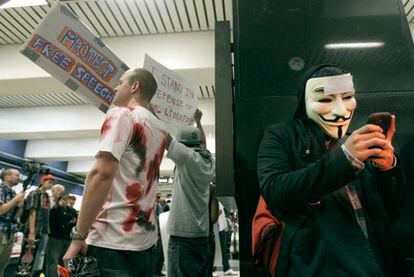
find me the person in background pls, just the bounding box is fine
[63,68,168,277]
[66,195,76,209]
[166,109,215,277]
[18,174,55,277]
[208,184,219,277]
[159,198,170,212]
[0,169,24,277]
[50,184,65,208]
[217,202,236,275]
[154,192,166,277]
[46,191,77,277]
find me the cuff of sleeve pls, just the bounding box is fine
[371,155,397,170]
[341,144,365,171]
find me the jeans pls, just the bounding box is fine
[0,233,14,277]
[32,234,48,273]
[154,236,165,274]
[168,235,211,277]
[87,244,156,277]
[208,233,216,277]
[219,231,230,272]
[46,237,70,277]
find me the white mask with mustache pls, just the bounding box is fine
[305,74,357,139]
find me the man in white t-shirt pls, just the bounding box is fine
[64,69,168,277]
[166,110,215,277]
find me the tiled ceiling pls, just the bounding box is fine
[0,85,214,108]
[0,91,89,108]
[404,0,414,22]
[0,0,233,45]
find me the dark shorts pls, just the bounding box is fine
[168,235,211,277]
[87,244,156,277]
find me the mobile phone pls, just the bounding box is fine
[367,112,392,135]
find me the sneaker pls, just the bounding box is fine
[212,272,219,277]
[224,269,237,275]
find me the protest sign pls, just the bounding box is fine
[144,55,198,135]
[20,1,129,113]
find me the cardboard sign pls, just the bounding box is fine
[144,55,198,135]
[19,2,129,113]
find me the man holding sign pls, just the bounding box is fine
[165,110,215,277]
[63,69,168,277]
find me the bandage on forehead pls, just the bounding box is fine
[323,73,354,95]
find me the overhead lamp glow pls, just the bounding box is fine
[325,42,384,49]
[0,0,47,9]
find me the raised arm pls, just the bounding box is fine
[194,109,206,147]
[0,191,24,215]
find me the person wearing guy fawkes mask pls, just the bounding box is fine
[257,64,412,276]
[166,109,215,277]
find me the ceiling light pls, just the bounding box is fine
[0,0,47,9]
[325,42,384,49]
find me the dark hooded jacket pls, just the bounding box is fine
[257,65,411,276]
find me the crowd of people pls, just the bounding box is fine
[0,170,78,277]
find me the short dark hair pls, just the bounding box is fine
[127,69,158,102]
[0,168,17,181]
[58,191,70,201]
[67,195,76,201]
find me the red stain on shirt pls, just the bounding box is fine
[130,123,147,175]
[100,116,114,138]
[122,183,144,232]
[146,154,161,194]
[125,183,143,202]
[146,140,167,194]
[123,203,141,232]
[131,123,147,146]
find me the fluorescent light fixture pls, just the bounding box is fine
[325,42,384,49]
[0,0,47,9]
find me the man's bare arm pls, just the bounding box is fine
[0,191,24,215]
[63,152,118,262]
[76,152,118,235]
[28,209,36,243]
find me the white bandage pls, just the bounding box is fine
[324,73,354,95]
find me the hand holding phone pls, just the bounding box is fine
[366,112,396,170]
[343,113,395,170]
[367,112,392,135]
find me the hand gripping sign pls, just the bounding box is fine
[20,1,129,113]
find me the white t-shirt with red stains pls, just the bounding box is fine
[86,106,168,251]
